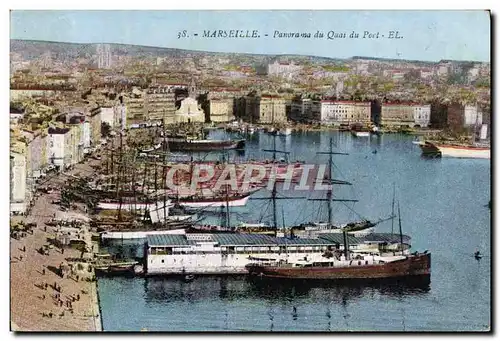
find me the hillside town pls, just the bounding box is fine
[10,41,490,218]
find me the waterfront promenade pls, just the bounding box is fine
[10,160,102,332]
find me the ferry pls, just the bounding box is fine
[143,232,412,275]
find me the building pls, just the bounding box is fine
[123,89,146,124]
[99,106,117,128]
[290,98,321,123]
[436,62,451,77]
[123,85,188,126]
[88,108,102,147]
[412,105,431,128]
[145,86,178,125]
[420,69,434,80]
[244,95,287,124]
[258,95,287,124]
[10,107,25,125]
[174,82,205,124]
[447,103,482,132]
[67,120,85,165]
[267,61,302,79]
[21,129,45,179]
[10,149,27,215]
[320,101,371,126]
[96,44,112,69]
[209,99,235,123]
[380,103,419,128]
[207,88,242,123]
[48,126,71,170]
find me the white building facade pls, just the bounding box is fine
[464,105,483,126]
[320,101,371,126]
[413,105,431,128]
[10,152,27,214]
[48,127,71,170]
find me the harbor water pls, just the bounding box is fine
[97,131,491,331]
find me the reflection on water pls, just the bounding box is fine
[143,275,430,304]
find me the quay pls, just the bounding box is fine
[10,159,103,332]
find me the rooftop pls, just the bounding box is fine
[146,232,409,247]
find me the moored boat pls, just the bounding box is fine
[164,135,245,152]
[175,190,257,208]
[350,123,371,137]
[417,140,490,159]
[351,130,371,137]
[245,252,431,281]
[430,142,490,159]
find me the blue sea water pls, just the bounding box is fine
[97,131,491,331]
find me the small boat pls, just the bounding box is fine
[474,251,483,260]
[350,123,370,137]
[351,130,370,137]
[370,126,381,136]
[184,274,195,282]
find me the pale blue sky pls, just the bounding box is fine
[10,10,490,62]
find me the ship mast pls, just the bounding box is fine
[313,138,357,260]
[116,131,124,221]
[391,183,396,234]
[131,151,137,215]
[257,134,302,236]
[397,201,404,256]
[162,122,169,228]
[141,157,149,221]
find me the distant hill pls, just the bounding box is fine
[10,39,487,65]
[6,39,379,64]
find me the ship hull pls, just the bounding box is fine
[177,195,250,208]
[418,141,490,159]
[434,145,490,159]
[97,201,170,211]
[167,139,245,152]
[246,253,431,280]
[417,142,441,156]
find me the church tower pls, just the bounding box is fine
[189,78,197,99]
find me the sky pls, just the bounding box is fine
[10,10,490,62]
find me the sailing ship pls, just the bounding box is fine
[290,138,390,237]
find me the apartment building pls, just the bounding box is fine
[290,98,321,123]
[209,99,235,122]
[380,102,420,128]
[320,101,371,126]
